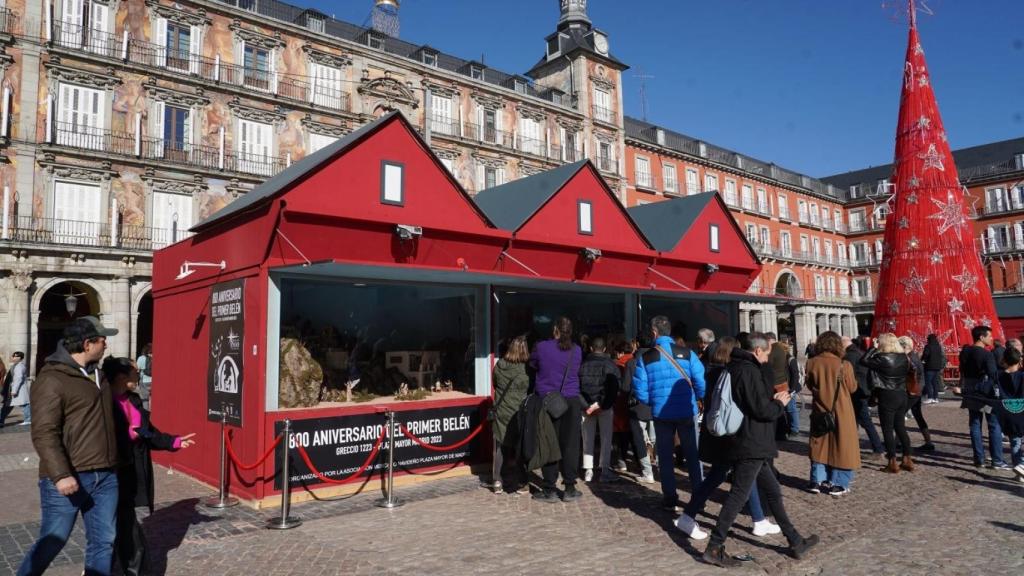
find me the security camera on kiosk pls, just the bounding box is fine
[395,224,422,241]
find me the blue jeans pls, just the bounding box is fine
[968,409,1005,466]
[854,395,884,453]
[654,418,703,505]
[684,461,765,522]
[924,370,941,400]
[18,470,119,576]
[810,461,855,489]
[1011,436,1023,467]
[786,396,800,434]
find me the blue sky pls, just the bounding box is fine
[306,0,1024,177]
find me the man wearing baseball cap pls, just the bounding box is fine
[18,316,121,576]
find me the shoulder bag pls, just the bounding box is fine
[655,345,702,413]
[810,368,844,438]
[906,355,922,397]
[542,348,575,419]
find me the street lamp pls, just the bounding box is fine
[63,287,87,317]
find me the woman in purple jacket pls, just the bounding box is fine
[528,316,583,502]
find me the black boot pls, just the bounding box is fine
[703,543,742,568]
[788,534,820,559]
[917,428,935,452]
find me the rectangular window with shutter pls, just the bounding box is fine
[724,180,737,205]
[57,83,105,150]
[59,0,85,47]
[88,1,110,55]
[310,62,343,109]
[431,94,454,135]
[236,119,273,176]
[151,191,193,248]
[634,157,651,188]
[705,174,719,194]
[243,44,271,91]
[308,132,338,153]
[593,89,612,122]
[663,163,677,194]
[166,22,191,72]
[52,180,102,245]
[517,116,542,155]
[686,169,699,195]
[741,185,752,209]
[777,194,789,219]
[159,104,191,161]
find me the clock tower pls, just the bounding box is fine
[527,1,629,203]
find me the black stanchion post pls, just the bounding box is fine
[376,411,402,509]
[204,411,238,509]
[267,419,302,529]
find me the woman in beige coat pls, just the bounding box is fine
[805,331,861,496]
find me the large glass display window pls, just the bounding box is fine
[276,278,478,409]
[495,289,629,352]
[639,296,736,345]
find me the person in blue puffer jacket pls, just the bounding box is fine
[634,315,705,510]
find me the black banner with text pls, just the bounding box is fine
[207,279,244,425]
[273,404,482,489]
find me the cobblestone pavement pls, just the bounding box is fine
[0,397,1021,575]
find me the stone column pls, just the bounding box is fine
[739,308,751,334]
[816,313,828,335]
[110,276,131,358]
[2,271,33,361]
[794,308,815,362]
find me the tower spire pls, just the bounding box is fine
[558,0,591,30]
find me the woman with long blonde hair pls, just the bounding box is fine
[860,333,914,473]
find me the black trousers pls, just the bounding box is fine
[710,458,801,547]
[614,416,648,468]
[908,394,928,432]
[876,388,913,459]
[115,500,147,576]
[541,398,582,490]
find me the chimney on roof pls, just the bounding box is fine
[1015,153,1024,170]
[372,0,400,37]
[655,128,665,146]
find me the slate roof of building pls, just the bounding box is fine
[192,111,400,232]
[472,161,589,231]
[821,136,1024,189]
[626,193,717,253]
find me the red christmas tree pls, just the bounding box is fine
[871,3,1003,355]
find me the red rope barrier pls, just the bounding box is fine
[224,429,283,471]
[294,426,387,485]
[398,421,486,452]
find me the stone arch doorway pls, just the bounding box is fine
[136,291,153,358]
[775,271,802,298]
[35,280,101,372]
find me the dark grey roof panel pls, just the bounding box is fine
[995,294,1024,319]
[626,194,715,252]
[192,111,400,232]
[821,136,1024,188]
[472,161,588,231]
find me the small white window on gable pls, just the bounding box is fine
[710,224,720,252]
[381,161,404,205]
[578,200,593,235]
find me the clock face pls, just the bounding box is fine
[594,35,608,55]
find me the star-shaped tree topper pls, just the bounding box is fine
[926,194,968,240]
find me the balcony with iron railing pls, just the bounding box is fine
[663,178,678,194]
[48,120,288,178]
[4,215,192,251]
[982,239,1024,256]
[747,285,868,305]
[750,242,853,269]
[597,156,615,173]
[52,21,350,112]
[757,200,770,216]
[849,254,880,268]
[428,114,459,137]
[462,121,513,148]
[592,104,614,124]
[553,145,584,163]
[635,170,653,190]
[847,219,886,234]
[514,134,549,158]
[778,208,791,222]
[0,8,19,36]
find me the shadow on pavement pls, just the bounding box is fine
[989,521,1024,534]
[143,498,220,576]
[945,475,1022,497]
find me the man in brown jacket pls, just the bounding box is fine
[18,316,120,576]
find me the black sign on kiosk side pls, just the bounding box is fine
[273,405,481,490]
[207,278,245,425]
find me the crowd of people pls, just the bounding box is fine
[490,316,1024,568]
[16,318,189,576]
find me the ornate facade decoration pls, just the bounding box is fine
[145,0,211,26]
[516,103,547,122]
[471,152,506,169]
[555,116,583,132]
[229,20,285,49]
[422,80,459,99]
[300,115,349,137]
[431,147,460,161]
[143,81,210,108]
[302,45,351,68]
[357,76,419,108]
[0,271,34,292]
[228,98,286,124]
[590,74,615,92]
[520,163,544,177]
[40,155,116,181]
[142,170,208,195]
[594,129,615,143]
[45,60,122,89]
[469,90,504,111]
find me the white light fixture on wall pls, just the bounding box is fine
[176,260,226,280]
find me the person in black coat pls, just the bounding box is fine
[702,335,818,567]
[860,334,913,473]
[920,334,946,403]
[578,337,621,482]
[844,338,884,457]
[104,357,195,575]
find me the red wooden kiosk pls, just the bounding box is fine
[150,112,760,505]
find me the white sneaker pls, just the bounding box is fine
[752,519,781,537]
[583,469,594,482]
[1013,463,1024,478]
[675,514,708,540]
[639,473,656,484]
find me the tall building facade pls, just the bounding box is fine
[0,0,628,373]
